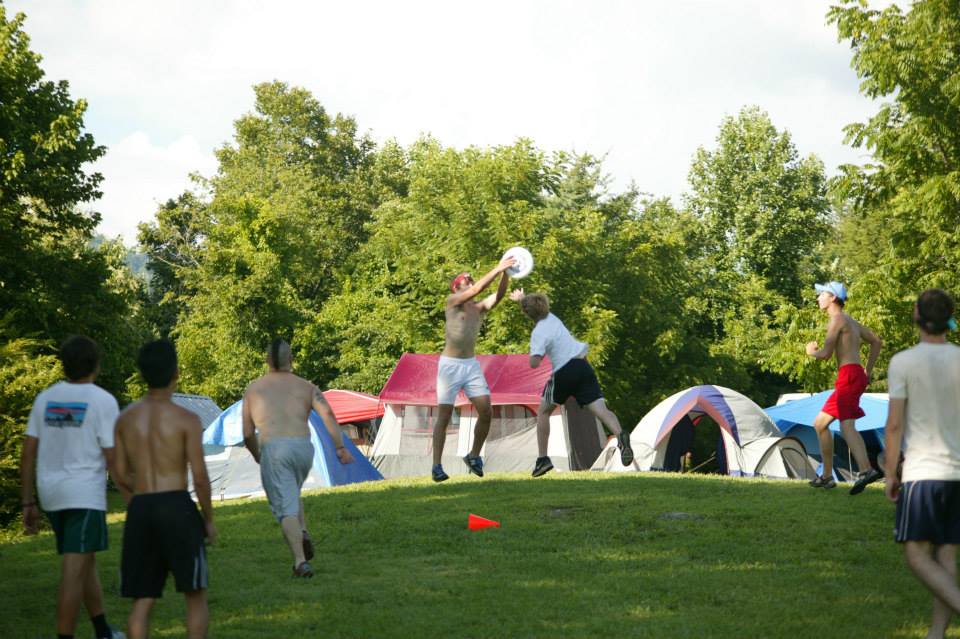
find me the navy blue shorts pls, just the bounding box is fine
[543,358,602,408]
[894,481,960,544]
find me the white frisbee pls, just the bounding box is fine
[503,246,534,279]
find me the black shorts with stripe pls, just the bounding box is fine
[895,480,960,544]
[543,357,603,408]
[121,490,208,598]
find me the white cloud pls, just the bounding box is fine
[8,0,895,243]
[85,133,217,242]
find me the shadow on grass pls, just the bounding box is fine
[0,473,931,639]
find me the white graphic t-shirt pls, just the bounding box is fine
[25,381,119,511]
[530,313,589,372]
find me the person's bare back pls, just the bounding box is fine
[115,398,203,495]
[243,372,314,444]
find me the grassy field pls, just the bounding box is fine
[0,471,947,639]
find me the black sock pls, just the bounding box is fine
[58,635,74,639]
[91,613,110,638]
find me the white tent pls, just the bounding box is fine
[371,353,606,478]
[592,385,816,480]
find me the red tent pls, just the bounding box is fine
[323,389,384,424]
[377,353,551,410]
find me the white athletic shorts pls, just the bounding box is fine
[436,356,490,405]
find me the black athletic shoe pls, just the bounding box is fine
[849,468,883,495]
[432,464,449,482]
[464,454,484,477]
[302,531,314,561]
[293,561,314,578]
[618,434,634,466]
[809,474,837,489]
[532,456,554,477]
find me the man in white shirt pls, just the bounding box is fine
[20,335,126,639]
[511,289,633,477]
[885,289,960,637]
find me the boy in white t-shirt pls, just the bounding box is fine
[885,289,960,636]
[20,335,126,639]
[511,289,633,477]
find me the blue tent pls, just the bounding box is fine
[763,392,888,479]
[202,400,382,497]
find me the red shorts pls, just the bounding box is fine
[821,364,867,421]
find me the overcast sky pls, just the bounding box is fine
[8,0,887,244]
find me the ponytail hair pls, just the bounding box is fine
[268,338,291,369]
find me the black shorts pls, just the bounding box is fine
[895,480,960,544]
[121,491,209,598]
[543,358,603,408]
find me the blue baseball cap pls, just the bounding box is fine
[815,281,848,301]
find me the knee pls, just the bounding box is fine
[476,407,492,422]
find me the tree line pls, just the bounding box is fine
[2,0,958,525]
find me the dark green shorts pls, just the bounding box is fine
[47,509,108,554]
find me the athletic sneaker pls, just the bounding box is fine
[302,531,314,561]
[532,456,554,477]
[618,434,634,466]
[432,464,449,482]
[463,454,484,477]
[849,468,883,495]
[293,561,314,578]
[101,626,126,639]
[809,475,837,489]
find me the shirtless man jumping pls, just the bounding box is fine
[431,255,515,482]
[242,339,353,577]
[805,281,883,494]
[114,339,216,639]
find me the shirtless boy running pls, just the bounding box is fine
[805,281,883,493]
[242,339,354,577]
[114,339,216,639]
[431,255,515,482]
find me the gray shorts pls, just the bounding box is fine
[260,437,315,522]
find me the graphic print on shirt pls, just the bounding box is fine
[44,402,88,428]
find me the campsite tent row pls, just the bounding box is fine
[197,391,384,501]
[591,385,817,480]
[185,356,891,494]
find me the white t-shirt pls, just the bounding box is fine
[887,342,960,482]
[530,313,589,372]
[25,381,119,511]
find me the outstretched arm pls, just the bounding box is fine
[448,256,515,308]
[883,398,905,502]
[19,436,39,534]
[479,272,511,312]
[860,324,883,380]
[241,395,260,463]
[107,432,132,503]
[313,387,354,464]
[186,415,217,543]
[806,314,843,360]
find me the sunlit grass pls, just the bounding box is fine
[0,471,952,638]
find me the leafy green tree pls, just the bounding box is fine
[166,82,388,405]
[684,107,835,397]
[828,0,960,362]
[318,138,726,422]
[0,7,150,526]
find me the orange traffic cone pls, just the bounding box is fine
[468,513,501,531]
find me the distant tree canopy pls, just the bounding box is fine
[0,6,148,526]
[5,0,960,525]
